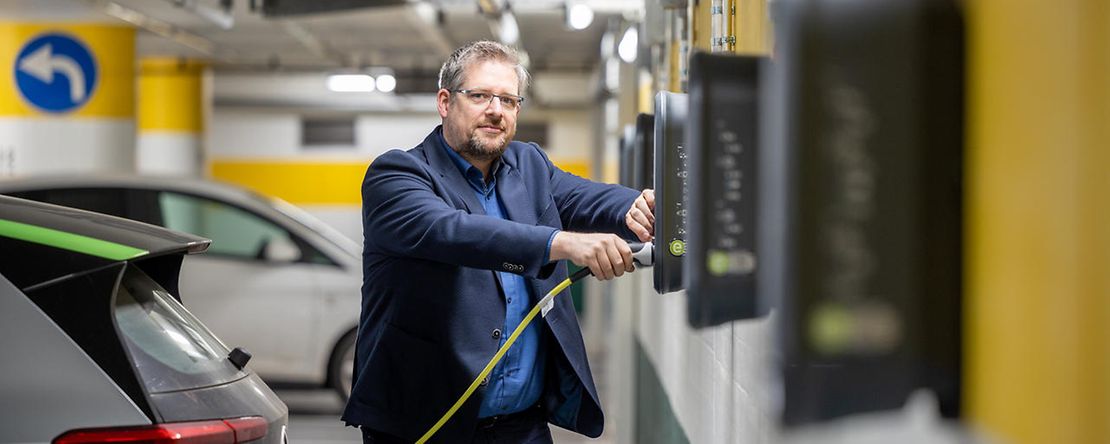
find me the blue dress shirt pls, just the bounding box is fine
[438,131,553,418]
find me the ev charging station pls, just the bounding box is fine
[651,91,688,295]
[760,0,965,428]
[632,113,655,193]
[646,55,767,328]
[684,53,765,328]
[627,0,965,431]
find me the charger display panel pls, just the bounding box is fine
[685,53,765,327]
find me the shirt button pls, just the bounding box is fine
[480,376,489,386]
[492,329,502,339]
[507,298,512,303]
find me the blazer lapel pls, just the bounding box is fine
[420,128,486,215]
[497,164,537,226]
[500,162,557,306]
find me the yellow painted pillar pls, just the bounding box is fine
[689,0,713,52]
[733,0,770,55]
[967,0,1110,442]
[137,58,205,176]
[0,21,134,176]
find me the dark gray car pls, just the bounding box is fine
[0,195,288,443]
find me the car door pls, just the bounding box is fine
[154,191,322,381]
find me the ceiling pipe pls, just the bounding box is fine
[475,0,531,69]
[404,2,455,58]
[168,0,235,30]
[86,0,224,57]
[280,21,350,66]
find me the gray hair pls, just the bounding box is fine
[437,40,530,95]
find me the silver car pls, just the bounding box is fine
[0,195,288,443]
[0,175,363,400]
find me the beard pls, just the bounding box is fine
[459,125,512,161]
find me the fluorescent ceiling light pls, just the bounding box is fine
[618,26,638,63]
[498,11,520,46]
[568,3,594,30]
[376,74,397,93]
[327,74,376,92]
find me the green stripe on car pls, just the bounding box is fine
[0,218,148,261]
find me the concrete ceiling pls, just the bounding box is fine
[0,0,641,106]
[100,0,642,74]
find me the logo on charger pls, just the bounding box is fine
[668,239,685,257]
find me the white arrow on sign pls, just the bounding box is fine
[18,43,87,103]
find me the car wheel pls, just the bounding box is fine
[329,329,357,402]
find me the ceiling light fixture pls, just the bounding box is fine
[498,11,521,46]
[376,74,397,93]
[327,74,376,92]
[618,26,638,63]
[567,2,594,30]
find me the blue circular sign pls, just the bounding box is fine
[14,33,98,113]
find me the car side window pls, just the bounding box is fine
[159,191,299,262]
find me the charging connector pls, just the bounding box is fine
[629,241,654,267]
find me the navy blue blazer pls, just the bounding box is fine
[342,128,640,441]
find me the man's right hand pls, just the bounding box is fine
[549,232,634,280]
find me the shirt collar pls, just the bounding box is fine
[437,127,501,194]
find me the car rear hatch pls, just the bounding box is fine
[0,196,288,443]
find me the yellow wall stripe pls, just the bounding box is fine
[139,58,204,132]
[210,159,596,206]
[0,23,133,118]
[555,160,590,180]
[967,1,1110,443]
[210,160,367,206]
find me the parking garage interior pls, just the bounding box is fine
[1,0,1108,443]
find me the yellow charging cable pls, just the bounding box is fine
[415,267,589,444]
[416,242,651,443]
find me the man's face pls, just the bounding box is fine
[437,60,520,162]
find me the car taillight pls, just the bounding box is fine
[53,417,268,444]
[223,417,268,443]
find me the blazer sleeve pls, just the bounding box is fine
[534,144,641,239]
[362,150,558,278]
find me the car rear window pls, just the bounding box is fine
[114,266,246,393]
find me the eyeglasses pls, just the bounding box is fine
[452,89,525,110]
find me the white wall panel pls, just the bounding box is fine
[0,118,134,177]
[207,112,301,158]
[625,268,776,444]
[354,113,443,158]
[137,132,200,176]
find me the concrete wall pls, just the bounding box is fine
[205,106,597,243]
[208,109,442,160]
[604,271,776,444]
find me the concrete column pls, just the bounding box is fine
[0,20,135,176]
[137,58,205,176]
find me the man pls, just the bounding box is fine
[342,41,654,443]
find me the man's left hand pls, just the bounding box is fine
[625,189,655,242]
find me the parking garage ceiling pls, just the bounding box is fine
[90,0,641,75]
